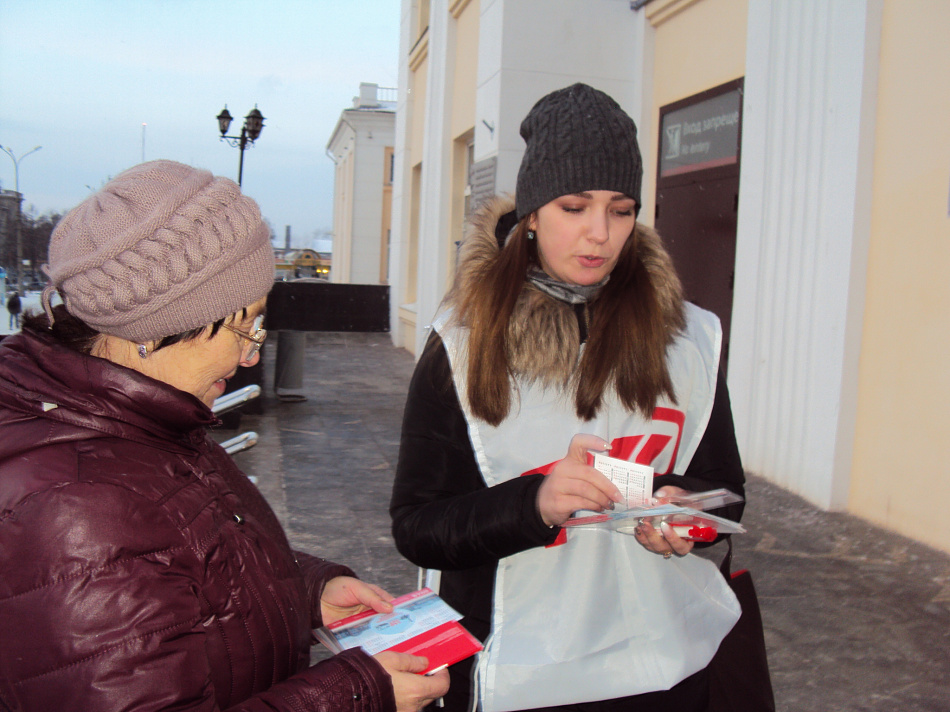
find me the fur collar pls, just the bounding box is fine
[446,195,685,389]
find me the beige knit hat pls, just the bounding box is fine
[42,160,275,342]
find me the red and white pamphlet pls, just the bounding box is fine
[314,587,482,674]
[563,454,746,539]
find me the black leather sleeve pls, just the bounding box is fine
[390,332,560,572]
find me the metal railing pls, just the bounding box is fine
[212,384,261,458]
[212,384,261,416]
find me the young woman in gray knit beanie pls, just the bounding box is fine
[0,160,448,712]
[391,84,746,712]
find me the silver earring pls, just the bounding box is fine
[527,230,536,240]
[137,344,149,359]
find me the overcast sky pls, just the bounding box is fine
[0,0,400,247]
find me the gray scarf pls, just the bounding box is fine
[526,266,608,305]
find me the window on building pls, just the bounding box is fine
[463,140,474,224]
[385,148,395,186]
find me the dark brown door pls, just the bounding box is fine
[654,79,743,369]
[655,177,738,366]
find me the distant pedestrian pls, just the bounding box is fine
[6,291,21,329]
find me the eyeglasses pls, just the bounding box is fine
[221,314,267,362]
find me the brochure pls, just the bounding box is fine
[588,452,654,509]
[564,454,746,539]
[314,588,482,674]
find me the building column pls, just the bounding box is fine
[414,0,457,355]
[730,0,884,508]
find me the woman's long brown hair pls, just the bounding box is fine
[454,216,682,426]
[455,219,532,425]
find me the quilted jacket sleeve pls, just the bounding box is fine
[0,478,394,712]
[296,550,358,629]
[390,333,560,572]
[228,650,395,712]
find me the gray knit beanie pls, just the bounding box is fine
[42,160,275,342]
[515,83,643,220]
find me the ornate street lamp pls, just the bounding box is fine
[0,144,42,292]
[216,105,265,187]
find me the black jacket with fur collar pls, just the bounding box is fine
[389,197,744,709]
[447,196,687,392]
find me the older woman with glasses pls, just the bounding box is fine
[0,161,448,712]
[223,313,267,362]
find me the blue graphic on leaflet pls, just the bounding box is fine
[373,612,414,636]
[318,588,464,656]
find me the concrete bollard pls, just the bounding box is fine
[274,330,307,402]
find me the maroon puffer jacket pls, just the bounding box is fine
[0,329,395,712]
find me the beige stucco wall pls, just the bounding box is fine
[450,0,477,140]
[399,25,430,348]
[410,55,429,168]
[645,0,748,224]
[849,1,950,552]
[448,0,478,282]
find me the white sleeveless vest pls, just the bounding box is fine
[432,302,740,712]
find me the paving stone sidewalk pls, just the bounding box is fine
[224,331,950,712]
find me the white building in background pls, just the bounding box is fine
[387,0,950,554]
[326,83,397,285]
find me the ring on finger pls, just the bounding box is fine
[663,551,673,559]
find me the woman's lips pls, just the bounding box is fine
[579,256,607,267]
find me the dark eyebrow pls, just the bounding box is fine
[567,191,635,202]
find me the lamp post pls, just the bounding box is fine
[216,105,265,187]
[0,144,42,292]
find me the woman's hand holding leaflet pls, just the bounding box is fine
[320,576,394,625]
[633,485,695,558]
[537,434,624,527]
[322,580,451,710]
[374,651,450,712]
[537,439,696,558]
